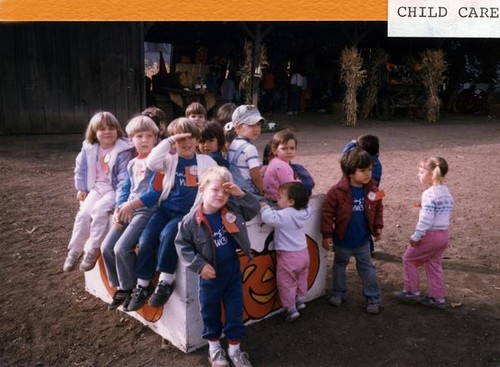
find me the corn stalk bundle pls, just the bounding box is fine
[260,44,268,71]
[420,49,447,123]
[360,49,389,119]
[340,47,366,127]
[238,40,253,104]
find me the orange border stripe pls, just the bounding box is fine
[0,0,387,21]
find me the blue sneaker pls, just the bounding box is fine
[419,295,446,310]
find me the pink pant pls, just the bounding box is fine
[402,230,449,299]
[276,248,310,308]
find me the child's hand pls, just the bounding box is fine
[117,202,134,224]
[172,132,192,141]
[76,190,88,201]
[409,239,420,247]
[222,182,244,197]
[200,263,216,280]
[259,201,268,208]
[322,238,333,251]
[112,209,124,229]
[373,233,382,242]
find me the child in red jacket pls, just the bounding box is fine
[321,147,384,314]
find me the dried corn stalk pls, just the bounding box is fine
[340,47,366,127]
[360,49,388,119]
[238,40,268,104]
[238,40,253,104]
[421,49,447,123]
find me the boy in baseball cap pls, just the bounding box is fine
[226,105,264,196]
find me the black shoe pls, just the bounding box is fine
[108,289,132,310]
[122,292,132,311]
[126,284,154,311]
[148,281,174,307]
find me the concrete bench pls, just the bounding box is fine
[84,195,327,352]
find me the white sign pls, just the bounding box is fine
[388,0,500,38]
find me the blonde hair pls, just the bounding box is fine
[199,166,233,191]
[125,115,159,138]
[420,156,449,185]
[167,117,201,140]
[85,111,124,144]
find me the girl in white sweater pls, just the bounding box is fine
[394,157,454,309]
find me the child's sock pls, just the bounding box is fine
[228,341,240,356]
[208,339,222,354]
[159,272,174,285]
[137,278,150,288]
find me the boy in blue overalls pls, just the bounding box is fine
[175,166,259,367]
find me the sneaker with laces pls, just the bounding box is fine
[63,250,81,272]
[79,249,100,271]
[366,303,380,315]
[394,290,421,300]
[208,347,230,367]
[126,284,154,311]
[122,291,132,311]
[328,295,342,307]
[229,350,253,367]
[108,289,132,310]
[419,295,446,310]
[148,281,174,307]
[284,310,300,323]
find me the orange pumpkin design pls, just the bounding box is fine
[239,232,320,322]
[97,257,163,322]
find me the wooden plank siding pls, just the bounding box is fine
[0,22,145,134]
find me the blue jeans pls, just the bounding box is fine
[332,241,381,304]
[101,208,154,290]
[199,258,246,341]
[136,207,184,281]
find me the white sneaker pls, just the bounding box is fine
[79,249,100,271]
[366,303,380,315]
[229,350,253,367]
[328,295,342,307]
[209,347,229,367]
[63,250,81,272]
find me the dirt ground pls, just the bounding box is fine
[1,112,500,367]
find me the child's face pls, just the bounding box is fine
[275,139,297,163]
[188,114,206,125]
[417,165,433,187]
[201,179,230,214]
[277,188,294,209]
[175,135,198,159]
[96,125,118,149]
[159,122,167,136]
[131,130,157,156]
[198,137,219,155]
[235,122,261,141]
[349,167,372,187]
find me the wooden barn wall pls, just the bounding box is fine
[0,22,145,134]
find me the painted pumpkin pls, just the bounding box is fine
[239,232,320,322]
[98,257,163,322]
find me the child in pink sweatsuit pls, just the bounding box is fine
[260,182,311,323]
[394,156,454,309]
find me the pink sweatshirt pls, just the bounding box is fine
[262,157,297,201]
